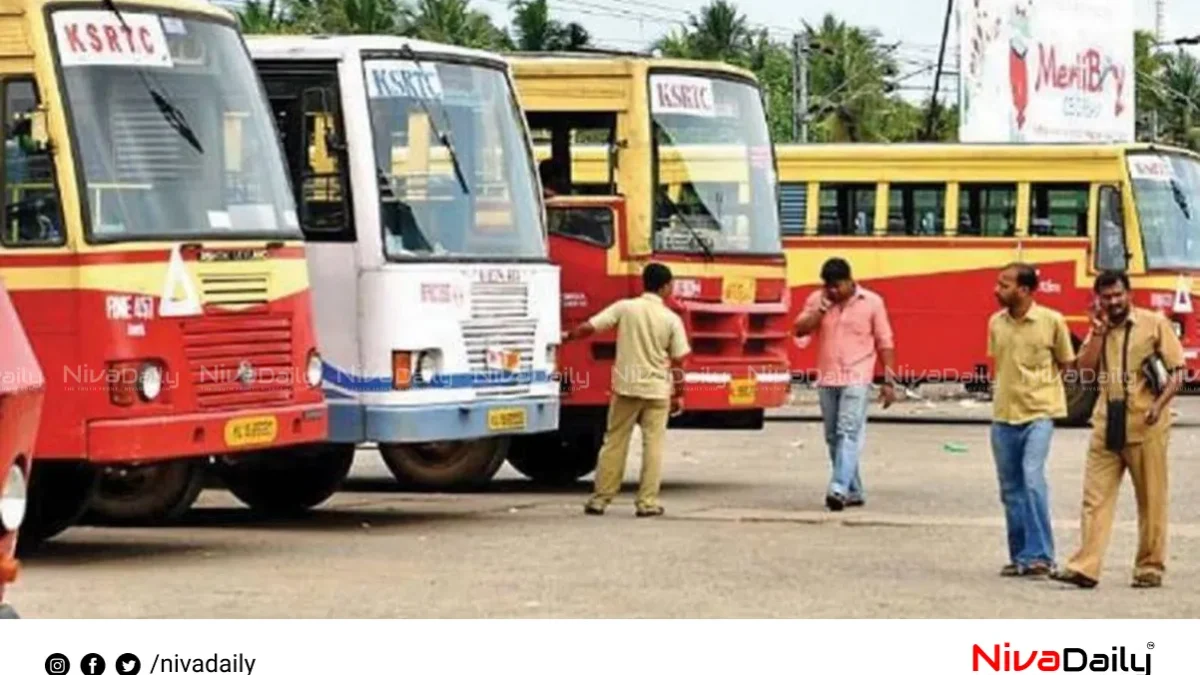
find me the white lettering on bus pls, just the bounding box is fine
[650,75,715,118]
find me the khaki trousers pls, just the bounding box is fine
[1066,431,1169,581]
[588,394,670,510]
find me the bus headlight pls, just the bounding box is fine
[306,351,323,388]
[0,464,27,532]
[416,350,440,384]
[546,345,557,371]
[138,362,164,402]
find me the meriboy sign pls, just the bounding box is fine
[958,0,1134,143]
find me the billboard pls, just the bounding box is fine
[958,0,1134,143]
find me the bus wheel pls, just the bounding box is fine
[1062,377,1098,428]
[506,429,601,486]
[85,460,206,525]
[379,438,508,490]
[18,461,98,552]
[216,444,355,515]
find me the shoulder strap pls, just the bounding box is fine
[1100,323,1133,401]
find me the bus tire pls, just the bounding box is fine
[18,461,98,551]
[378,438,508,490]
[217,444,355,515]
[85,460,206,525]
[506,429,602,486]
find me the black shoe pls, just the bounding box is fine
[584,503,605,516]
[825,494,846,511]
[1132,574,1162,589]
[1050,569,1098,589]
[845,496,865,508]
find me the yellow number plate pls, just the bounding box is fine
[722,276,756,305]
[224,415,279,448]
[487,408,527,431]
[729,379,757,406]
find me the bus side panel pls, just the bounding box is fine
[308,241,364,443]
[785,239,1094,383]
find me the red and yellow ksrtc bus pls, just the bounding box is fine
[506,53,792,482]
[0,0,337,543]
[0,279,43,618]
[777,142,1200,424]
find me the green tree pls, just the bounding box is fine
[236,0,290,33]
[654,0,752,62]
[508,0,590,51]
[400,0,509,50]
[802,14,898,142]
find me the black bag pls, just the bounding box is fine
[1101,324,1133,453]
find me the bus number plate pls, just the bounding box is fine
[722,277,756,305]
[728,379,756,406]
[487,408,527,431]
[224,415,279,448]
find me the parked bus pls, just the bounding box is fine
[776,142,1200,425]
[0,280,43,618]
[0,0,335,542]
[505,53,792,483]
[247,36,561,489]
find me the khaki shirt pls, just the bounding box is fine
[587,293,691,400]
[988,303,1076,424]
[1089,307,1185,445]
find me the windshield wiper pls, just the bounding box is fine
[659,194,715,261]
[398,45,469,196]
[1171,179,1193,220]
[99,0,203,154]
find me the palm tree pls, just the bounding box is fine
[508,0,591,51]
[1160,50,1200,149]
[237,0,287,33]
[654,0,751,62]
[803,14,897,141]
[400,0,509,50]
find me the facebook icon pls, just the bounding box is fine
[81,654,106,675]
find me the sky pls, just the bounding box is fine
[478,0,1200,101]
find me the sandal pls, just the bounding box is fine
[1131,574,1162,589]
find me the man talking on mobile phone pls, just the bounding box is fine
[1052,271,1185,589]
[562,262,690,517]
[793,257,896,511]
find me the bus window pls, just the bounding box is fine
[1096,185,1127,271]
[958,183,1016,237]
[1030,183,1088,237]
[548,205,614,247]
[779,182,807,235]
[527,112,617,197]
[887,184,945,236]
[2,79,62,247]
[260,64,353,242]
[818,183,875,236]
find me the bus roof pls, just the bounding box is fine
[774,142,1200,162]
[506,51,760,85]
[244,34,510,67]
[0,0,233,21]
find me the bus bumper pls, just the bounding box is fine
[86,402,328,463]
[329,396,560,444]
[681,369,792,411]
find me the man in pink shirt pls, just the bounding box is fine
[793,258,897,511]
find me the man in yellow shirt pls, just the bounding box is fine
[562,263,690,517]
[1053,271,1185,589]
[987,263,1076,578]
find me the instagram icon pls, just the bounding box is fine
[45,653,71,675]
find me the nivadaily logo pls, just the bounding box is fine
[973,643,1151,673]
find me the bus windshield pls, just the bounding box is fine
[52,11,299,241]
[364,58,544,260]
[650,72,781,255]
[1128,152,1200,270]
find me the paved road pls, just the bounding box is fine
[11,393,1200,618]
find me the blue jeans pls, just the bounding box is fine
[818,385,870,499]
[990,419,1055,567]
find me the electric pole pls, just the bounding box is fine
[924,0,954,140]
[792,32,809,143]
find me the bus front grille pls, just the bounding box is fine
[470,282,529,321]
[182,315,295,409]
[463,319,537,398]
[199,273,271,311]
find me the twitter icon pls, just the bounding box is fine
[116,654,141,675]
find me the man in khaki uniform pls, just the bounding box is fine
[1053,271,1185,589]
[561,263,690,517]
